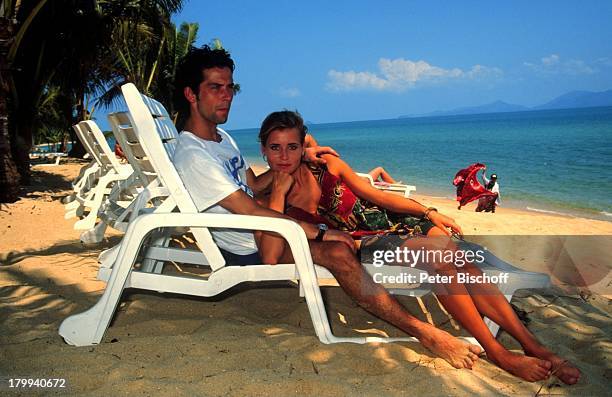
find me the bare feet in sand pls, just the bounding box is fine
[419,326,483,369]
[488,349,552,382]
[525,346,581,385]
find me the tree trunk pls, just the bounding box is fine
[68,93,86,157]
[12,115,32,184]
[0,17,21,202]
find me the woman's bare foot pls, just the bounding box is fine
[419,326,483,369]
[525,346,581,385]
[488,349,552,382]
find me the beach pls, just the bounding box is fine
[1,161,611,396]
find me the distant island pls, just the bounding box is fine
[399,89,612,118]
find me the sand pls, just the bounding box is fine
[0,161,610,396]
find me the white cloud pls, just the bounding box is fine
[594,57,612,67]
[541,54,560,66]
[327,70,390,91]
[464,64,504,80]
[524,54,595,75]
[564,59,595,75]
[326,58,502,92]
[278,87,301,98]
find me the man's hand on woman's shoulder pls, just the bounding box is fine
[303,146,339,165]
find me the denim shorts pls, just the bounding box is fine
[219,248,262,266]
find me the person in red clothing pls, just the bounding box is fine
[454,163,497,210]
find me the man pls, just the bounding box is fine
[482,168,501,205]
[478,167,500,213]
[170,46,576,383]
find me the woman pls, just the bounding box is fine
[255,110,579,385]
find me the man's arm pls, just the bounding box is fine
[222,188,287,263]
[246,167,273,196]
[218,189,355,263]
[219,189,310,229]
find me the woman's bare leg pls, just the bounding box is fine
[398,234,553,381]
[425,227,580,384]
[369,167,397,184]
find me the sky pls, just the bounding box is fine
[171,1,612,130]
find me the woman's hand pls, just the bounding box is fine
[271,171,294,197]
[429,211,463,237]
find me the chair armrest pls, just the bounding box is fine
[125,212,311,257]
[122,212,316,283]
[355,172,375,186]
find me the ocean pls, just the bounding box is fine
[230,106,612,221]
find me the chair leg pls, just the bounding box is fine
[74,174,122,230]
[74,207,100,230]
[58,274,126,346]
[99,245,120,268]
[97,245,121,282]
[80,221,109,244]
[59,240,138,346]
[65,200,80,210]
[64,207,80,219]
[66,189,94,220]
[484,317,501,337]
[62,194,76,205]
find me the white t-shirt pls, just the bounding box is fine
[172,129,257,255]
[482,173,501,205]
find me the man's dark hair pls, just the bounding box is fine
[173,45,236,123]
[259,110,308,146]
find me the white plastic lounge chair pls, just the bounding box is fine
[64,121,109,215]
[62,160,100,205]
[91,109,184,275]
[59,83,550,347]
[65,121,134,233]
[357,172,416,198]
[30,151,68,166]
[79,112,161,244]
[62,133,101,206]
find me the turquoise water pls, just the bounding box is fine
[230,106,612,221]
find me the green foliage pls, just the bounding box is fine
[33,86,68,146]
[3,0,198,151]
[94,4,199,116]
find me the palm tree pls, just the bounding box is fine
[0,2,21,201]
[95,18,198,116]
[2,0,109,188]
[33,85,70,151]
[72,1,191,155]
[0,0,187,202]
